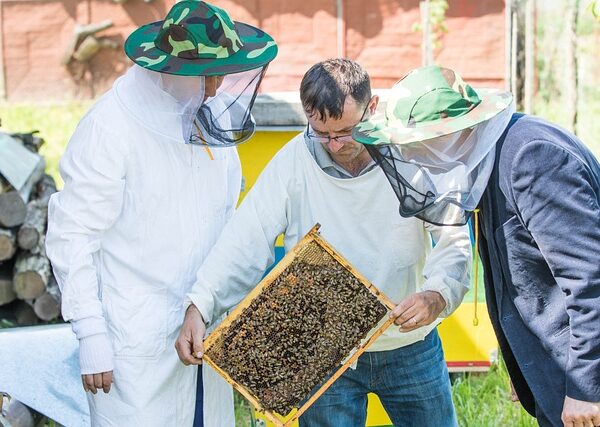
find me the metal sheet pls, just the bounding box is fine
[0,324,90,426]
[0,132,43,191]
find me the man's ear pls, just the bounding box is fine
[369,95,380,114]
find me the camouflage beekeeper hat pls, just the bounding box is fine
[124,0,278,76]
[352,65,513,145]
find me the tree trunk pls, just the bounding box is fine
[0,227,17,261]
[33,276,61,321]
[17,200,48,251]
[0,191,27,227]
[0,269,15,305]
[565,0,580,134]
[13,253,50,300]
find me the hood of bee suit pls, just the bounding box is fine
[113,64,205,144]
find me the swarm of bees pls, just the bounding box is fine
[205,240,388,416]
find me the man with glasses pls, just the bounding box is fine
[176,59,470,426]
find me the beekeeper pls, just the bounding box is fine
[45,1,277,426]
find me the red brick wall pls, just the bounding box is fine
[0,0,506,101]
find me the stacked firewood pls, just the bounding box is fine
[0,131,61,326]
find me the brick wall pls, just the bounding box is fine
[0,0,507,100]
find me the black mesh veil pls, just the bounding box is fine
[366,144,471,226]
[191,66,267,147]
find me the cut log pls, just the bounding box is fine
[0,269,15,305]
[33,174,57,206]
[13,300,39,326]
[14,253,50,300]
[0,191,27,227]
[17,201,48,251]
[9,130,45,153]
[33,276,61,321]
[1,398,35,427]
[62,20,114,65]
[0,227,17,261]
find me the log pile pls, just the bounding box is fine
[0,132,61,325]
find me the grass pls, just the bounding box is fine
[0,101,92,188]
[452,361,537,427]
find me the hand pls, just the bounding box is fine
[175,304,206,366]
[81,371,113,394]
[390,291,446,332]
[561,396,600,427]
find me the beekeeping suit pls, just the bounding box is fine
[45,64,240,426]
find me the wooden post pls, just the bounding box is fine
[511,6,519,107]
[0,0,6,100]
[505,0,512,91]
[420,1,433,66]
[524,0,535,114]
[565,0,580,134]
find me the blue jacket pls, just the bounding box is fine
[477,113,600,425]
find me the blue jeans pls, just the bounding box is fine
[299,329,457,427]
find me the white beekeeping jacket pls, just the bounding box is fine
[45,65,239,426]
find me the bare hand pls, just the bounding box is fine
[390,291,446,332]
[175,304,206,366]
[81,371,113,394]
[561,396,600,427]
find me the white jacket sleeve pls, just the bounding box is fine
[421,222,472,318]
[46,114,129,369]
[187,153,289,325]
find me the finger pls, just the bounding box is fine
[85,375,97,394]
[592,413,600,426]
[102,371,113,393]
[390,298,416,322]
[81,375,89,392]
[191,329,205,363]
[399,317,421,332]
[93,373,103,393]
[395,306,419,327]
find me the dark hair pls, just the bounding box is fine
[300,59,371,122]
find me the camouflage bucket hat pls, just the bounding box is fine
[124,0,278,76]
[352,65,513,145]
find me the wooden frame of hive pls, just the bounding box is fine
[202,224,396,427]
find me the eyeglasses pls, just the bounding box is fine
[305,100,372,145]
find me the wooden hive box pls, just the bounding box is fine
[203,224,396,426]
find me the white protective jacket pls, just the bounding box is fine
[46,66,239,426]
[188,134,472,352]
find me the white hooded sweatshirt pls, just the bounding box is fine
[46,65,239,426]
